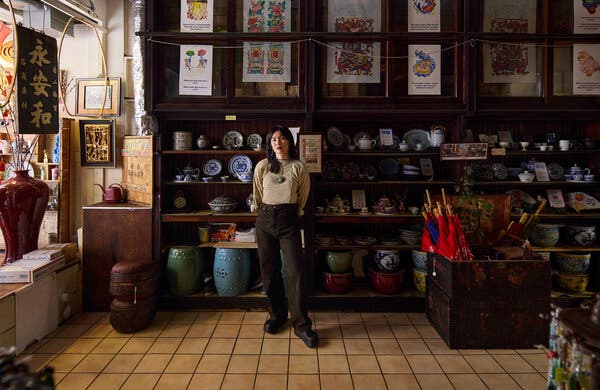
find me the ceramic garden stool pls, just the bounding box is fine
[109,260,158,333]
[167,246,204,296]
[213,248,250,296]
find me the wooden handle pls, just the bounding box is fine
[426,189,432,207]
[534,200,547,215]
[441,188,447,207]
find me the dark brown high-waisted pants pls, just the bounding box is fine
[256,203,311,332]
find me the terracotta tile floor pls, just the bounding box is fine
[19,311,548,389]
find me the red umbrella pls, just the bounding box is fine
[433,202,455,259]
[448,205,473,261]
[421,211,436,253]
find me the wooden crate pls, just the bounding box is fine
[426,253,551,349]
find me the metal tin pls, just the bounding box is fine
[173,131,192,150]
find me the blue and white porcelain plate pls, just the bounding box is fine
[222,131,244,149]
[247,133,262,149]
[228,154,253,176]
[203,159,222,176]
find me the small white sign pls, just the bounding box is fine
[408,44,441,95]
[534,162,550,182]
[574,0,600,34]
[573,44,600,95]
[180,0,214,32]
[379,128,393,147]
[352,189,367,209]
[547,189,566,209]
[179,45,213,96]
[407,0,440,32]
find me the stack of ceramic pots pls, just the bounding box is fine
[323,251,353,294]
[411,250,427,293]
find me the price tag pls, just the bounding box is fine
[352,190,366,209]
[491,148,506,156]
[225,115,237,121]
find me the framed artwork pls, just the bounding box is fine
[79,119,116,167]
[298,133,322,173]
[547,189,566,209]
[76,77,121,116]
[440,143,488,160]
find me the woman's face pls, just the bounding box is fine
[270,130,290,159]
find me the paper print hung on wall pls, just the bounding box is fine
[574,0,600,33]
[482,0,536,83]
[242,0,291,82]
[408,44,441,95]
[326,0,381,83]
[573,44,600,95]
[180,0,214,32]
[407,0,440,32]
[179,45,213,95]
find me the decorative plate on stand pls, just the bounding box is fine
[228,154,253,176]
[203,159,223,176]
[222,131,244,149]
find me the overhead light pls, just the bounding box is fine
[39,0,105,32]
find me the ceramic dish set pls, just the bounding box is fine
[321,159,427,180]
[468,160,593,182]
[183,131,265,150]
[326,126,440,151]
[173,154,254,182]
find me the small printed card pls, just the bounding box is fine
[379,128,394,147]
[352,189,366,209]
[534,162,550,182]
[547,189,566,208]
[419,158,434,176]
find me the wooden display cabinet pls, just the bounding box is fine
[143,0,600,310]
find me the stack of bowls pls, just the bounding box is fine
[555,252,591,293]
[411,250,428,293]
[403,165,420,177]
[400,227,421,246]
[323,268,353,294]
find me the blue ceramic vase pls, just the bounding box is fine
[214,248,250,296]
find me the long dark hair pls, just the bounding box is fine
[265,125,297,173]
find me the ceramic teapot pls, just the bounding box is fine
[95,183,124,204]
[521,158,536,172]
[430,125,446,147]
[354,135,376,150]
[327,194,349,213]
[569,164,584,176]
[181,165,200,176]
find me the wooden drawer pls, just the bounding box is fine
[0,327,15,349]
[0,294,15,334]
[427,253,550,298]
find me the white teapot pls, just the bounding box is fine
[354,135,376,150]
[430,125,445,147]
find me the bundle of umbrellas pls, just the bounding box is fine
[421,189,474,261]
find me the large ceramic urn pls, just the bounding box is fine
[0,170,49,264]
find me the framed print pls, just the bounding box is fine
[79,119,116,167]
[76,78,121,116]
[440,143,488,160]
[547,189,566,209]
[298,133,322,173]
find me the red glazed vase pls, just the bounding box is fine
[0,170,49,264]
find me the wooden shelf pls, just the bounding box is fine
[198,242,257,249]
[165,180,252,185]
[315,244,420,250]
[315,213,422,223]
[162,210,257,223]
[315,179,455,185]
[512,212,600,219]
[162,149,265,155]
[325,151,440,157]
[531,245,600,252]
[473,180,598,186]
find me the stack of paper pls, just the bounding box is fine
[235,228,256,243]
[22,249,63,261]
[0,256,65,283]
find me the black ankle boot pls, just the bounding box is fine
[264,317,287,334]
[294,328,319,348]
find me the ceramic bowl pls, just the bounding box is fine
[323,269,353,294]
[412,268,427,293]
[565,225,596,247]
[411,250,428,271]
[325,251,353,274]
[518,171,535,183]
[374,249,401,272]
[529,224,561,247]
[368,268,404,295]
[556,271,589,293]
[555,252,591,275]
[207,195,238,213]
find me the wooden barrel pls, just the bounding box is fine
[110,296,156,333]
[110,261,159,301]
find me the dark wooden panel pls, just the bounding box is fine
[82,204,152,311]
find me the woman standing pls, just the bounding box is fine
[252,125,318,348]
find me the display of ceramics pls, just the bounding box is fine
[411,250,427,271]
[403,129,431,151]
[326,126,344,147]
[378,158,399,177]
[566,192,600,212]
[546,163,565,180]
[247,133,262,149]
[352,131,370,144]
[556,271,589,293]
[222,131,244,149]
[492,163,508,180]
[228,154,253,177]
[413,269,427,293]
[375,249,401,272]
[203,159,223,176]
[325,251,353,274]
[353,236,377,245]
